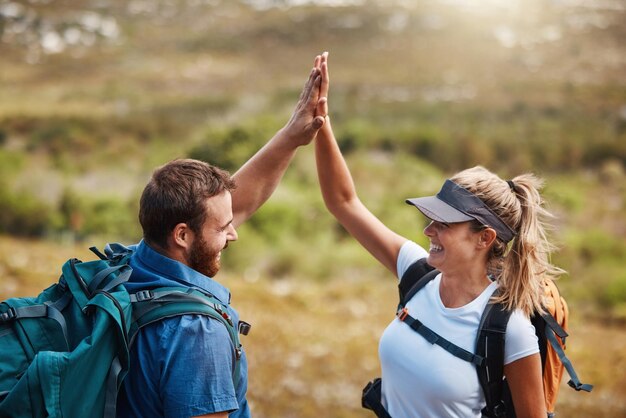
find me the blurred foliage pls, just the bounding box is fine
[0,1,625,414]
[0,186,53,237]
[0,234,622,417]
[0,150,52,236]
[56,189,141,241]
[0,0,626,316]
[603,272,626,310]
[1,104,625,319]
[188,120,278,172]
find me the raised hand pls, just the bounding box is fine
[281,53,328,147]
[317,52,329,120]
[230,52,330,226]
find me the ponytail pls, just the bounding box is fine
[498,174,564,315]
[451,167,563,316]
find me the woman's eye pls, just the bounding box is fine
[427,220,449,229]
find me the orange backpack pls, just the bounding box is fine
[476,278,593,417]
[542,280,569,412]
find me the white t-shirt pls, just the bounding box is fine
[378,241,539,418]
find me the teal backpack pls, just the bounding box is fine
[0,247,249,418]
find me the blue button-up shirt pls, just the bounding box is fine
[111,241,250,418]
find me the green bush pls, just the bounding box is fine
[602,272,626,308]
[246,201,304,242]
[0,151,51,236]
[188,119,281,172]
[78,196,141,241]
[0,186,53,237]
[567,229,626,264]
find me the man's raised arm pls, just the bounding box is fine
[231,53,327,228]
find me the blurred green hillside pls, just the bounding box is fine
[2,0,625,317]
[1,0,625,416]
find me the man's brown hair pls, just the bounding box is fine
[139,159,236,248]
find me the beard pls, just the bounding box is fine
[189,234,222,278]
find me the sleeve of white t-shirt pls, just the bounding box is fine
[504,310,540,364]
[396,240,429,280]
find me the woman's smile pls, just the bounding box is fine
[429,243,443,254]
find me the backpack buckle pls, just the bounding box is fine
[397,307,409,321]
[134,290,154,302]
[238,320,252,336]
[0,307,16,323]
[492,401,507,417]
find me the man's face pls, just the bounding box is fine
[187,191,238,277]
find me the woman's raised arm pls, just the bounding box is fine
[314,54,407,276]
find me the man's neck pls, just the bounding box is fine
[145,239,188,266]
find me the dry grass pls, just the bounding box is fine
[1,235,624,417]
[233,280,626,418]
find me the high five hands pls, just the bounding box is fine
[282,52,330,146]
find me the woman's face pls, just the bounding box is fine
[423,220,484,274]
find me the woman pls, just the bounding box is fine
[314,54,558,418]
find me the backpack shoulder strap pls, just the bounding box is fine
[475,298,512,418]
[398,258,438,308]
[541,316,593,393]
[128,287,245,387]
[395,260,484,366]
[541,280,593,394]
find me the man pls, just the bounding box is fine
[113,54,328,418]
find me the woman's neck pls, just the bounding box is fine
[438,267,492,308]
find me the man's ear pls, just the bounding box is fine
[478,227,497,249]
[171,222,193,250]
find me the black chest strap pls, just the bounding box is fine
[397,259,486,366]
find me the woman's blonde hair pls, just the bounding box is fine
[450,166,563,316]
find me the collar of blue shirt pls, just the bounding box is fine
[113,240,232,305]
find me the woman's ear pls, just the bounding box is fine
[478,227,497,249]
